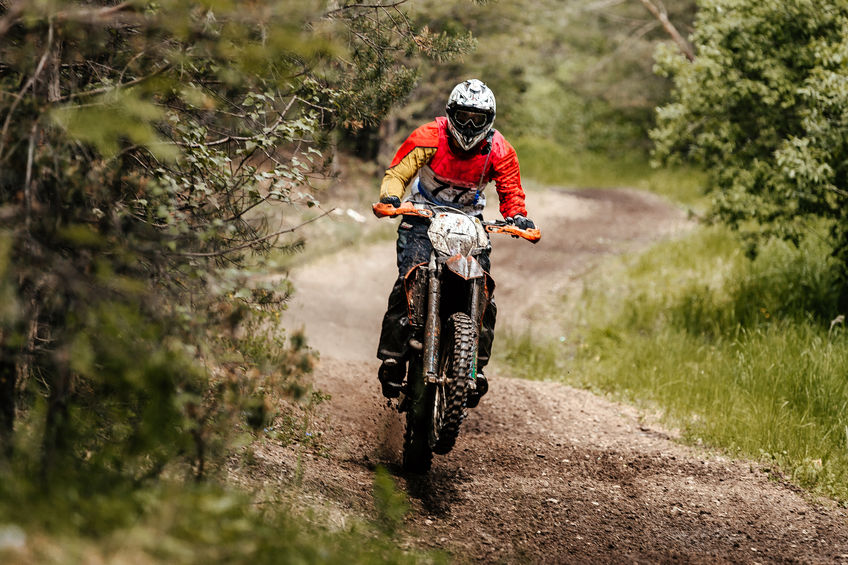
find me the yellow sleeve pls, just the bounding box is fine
[379,147,437,200]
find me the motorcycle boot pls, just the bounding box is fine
[466,371,488,408]
[467,299,495,408]
[378,358,406,399]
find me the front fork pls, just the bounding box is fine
[423,254,441,383]
[421,253,485,385]
[467,279,483,385]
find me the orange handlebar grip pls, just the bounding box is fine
[523,227,542,243]
[372,202,433,218]
[372,204,539,241]
[372,202,399,217]
[484,224,542,243]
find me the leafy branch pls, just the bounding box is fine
[175,208,335,258]
[635,0,694,61]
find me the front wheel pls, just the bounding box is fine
[402,356,433,473]
[430,312,476,455]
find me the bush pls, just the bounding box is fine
[653,0,848,297]
[499,225,848,499]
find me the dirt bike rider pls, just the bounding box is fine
[376,78,535,406]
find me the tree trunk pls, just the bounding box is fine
[378,115,398,165]
[0,340,14,459]
[38,304,70,480]
[41,361,70,479]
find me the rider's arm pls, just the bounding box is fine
[489,136,528,219]
[379,122,439,201]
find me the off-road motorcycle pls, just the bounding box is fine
[372,201,541,472]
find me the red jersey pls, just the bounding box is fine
[380,117,527,219]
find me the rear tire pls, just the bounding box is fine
[430,313,476,455]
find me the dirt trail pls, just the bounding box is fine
[269,188,848,563]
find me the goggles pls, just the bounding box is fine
[452,108,489,128]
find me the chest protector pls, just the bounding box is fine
[412,117,493,212]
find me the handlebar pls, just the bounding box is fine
[372,201,433,218]
[372,202,541,244]
[483,223,542,243]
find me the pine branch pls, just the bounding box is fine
[325,1,411,15]
[175,209,336,258]
[636,0,694,61]
[0,22,53,161]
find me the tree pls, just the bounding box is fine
[652,0,848,301]
[380,0,698,160]
[636,0,695,61]
[0,0,471,486]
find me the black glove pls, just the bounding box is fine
[510,214,536,230]
[380,196,401,208]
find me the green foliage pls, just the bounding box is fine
[0,234,17,327]
[598,227,843,337]
[0,0,471,554]
[0,0,334,488]
[500,224,848,499]
[0,481,443,564]
[652,0,848,291]
[379,0,697,161]
[372,465,409,535]
[326,4,475,132]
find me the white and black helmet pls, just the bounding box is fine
[445,79,496,151]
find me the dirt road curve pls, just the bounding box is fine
[269,188,848,563]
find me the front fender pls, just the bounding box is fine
[445,254,485,280]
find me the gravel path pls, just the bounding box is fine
[257,187,848,563]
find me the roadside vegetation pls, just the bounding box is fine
[0,0,461,562]
[3,0,848,561]
[515,139,709,211]
[2,473,441,565]
[500,0,848,503]
[500,223,848,500]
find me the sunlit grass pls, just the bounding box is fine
[514,135,709,211]
[498,225,848,500]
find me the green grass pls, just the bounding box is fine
[498,225,848,500]
[514,135,709,210]
[0,467,444,565]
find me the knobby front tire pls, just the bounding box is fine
[430,312,476,455]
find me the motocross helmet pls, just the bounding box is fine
[445,79,496,152]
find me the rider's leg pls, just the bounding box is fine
[477,297,497,370]
[468,248,494,407]
[377,218,432,398]
[377,280,410,361]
